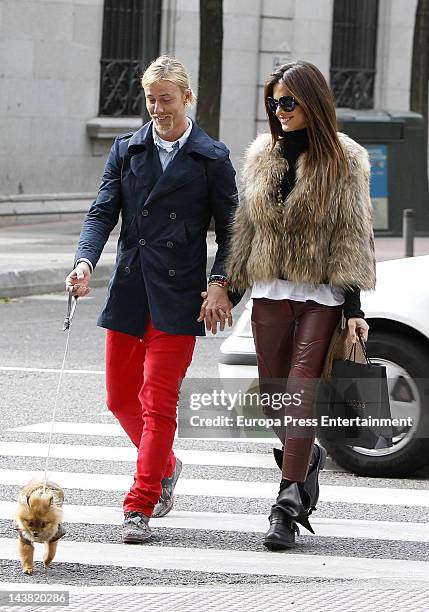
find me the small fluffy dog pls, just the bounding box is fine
[15,479,66,574]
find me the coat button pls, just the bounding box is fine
[168,269,176,276]
[124,266,130,274]
[142,210,149,217]
[166,241,173,248]
[139,238,146,246]
[169,212,176,219]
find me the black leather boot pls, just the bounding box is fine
[276,481,315,534]
[263,505,298,551]
[264,481,316,551]
[272,443,327,511]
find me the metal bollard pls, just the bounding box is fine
[403,209,415,257]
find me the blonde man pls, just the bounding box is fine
[66,56,240,543]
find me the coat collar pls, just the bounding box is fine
[127,121,219,207]
[128,121,153,152]
[128,120,218,160]
[183,122,218,159]
[127,123,160,196]
[241,131,326,225]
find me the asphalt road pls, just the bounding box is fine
[0,289,428,597]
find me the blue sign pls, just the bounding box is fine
[365,145,388,230]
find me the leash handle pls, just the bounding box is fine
[63,288,77,331]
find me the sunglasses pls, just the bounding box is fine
[266,96,300,114]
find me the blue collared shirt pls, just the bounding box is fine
[152,118,193,171]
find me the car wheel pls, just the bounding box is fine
[317,330,429,477]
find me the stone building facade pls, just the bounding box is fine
[0,0,421,207]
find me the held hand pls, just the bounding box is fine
[348,317,369,344]
[197,291,209,322]
[197,286,233,334]
[65,262,92,297]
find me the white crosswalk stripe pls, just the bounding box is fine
[0,538,428,581]
[0,441,277,468]
[1,419,428,584]
[6,421,278,444]
[2,424,345,467]
[0,501,428,542]
[1,468,429,506]
[7,422,127,437]
[0,366,104,374]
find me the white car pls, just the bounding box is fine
[219,256,429,477]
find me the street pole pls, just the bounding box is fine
[403,209,415,257]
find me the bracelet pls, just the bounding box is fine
[208,274,229,288]
[208,281,226,289]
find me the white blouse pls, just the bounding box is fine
[251,279,345,306]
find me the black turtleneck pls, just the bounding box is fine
[280,128,309,201]
[279,128,364,320]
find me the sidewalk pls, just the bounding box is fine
[1,582,428,612]
[1,217,429,299]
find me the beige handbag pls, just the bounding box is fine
[322,312,366,379]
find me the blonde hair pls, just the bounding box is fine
[141,55,197,105]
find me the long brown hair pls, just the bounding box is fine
[264,61,348,211]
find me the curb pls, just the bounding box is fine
[0,194,94,229]
[0,257,217,299]
[0,264,114,299]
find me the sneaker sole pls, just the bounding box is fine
[172,458,183,486]
[152,459,183,519]
[122,532,152,544]
[152,495,175,518]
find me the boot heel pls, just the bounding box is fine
[299,514,315,535]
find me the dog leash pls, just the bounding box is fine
[42,288,78,493]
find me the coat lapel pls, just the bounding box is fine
[127,123,162,198]
[144,149,202,206]
[144,122,218,206]
[132,147,163,193]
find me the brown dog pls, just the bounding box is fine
[15,479,66,574]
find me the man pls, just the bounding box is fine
[65,56,240,543]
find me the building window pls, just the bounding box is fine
[99,0,162,117]
[330,0,379,109]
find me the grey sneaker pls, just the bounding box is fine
[152,457,183,518]
[122,511,152,544]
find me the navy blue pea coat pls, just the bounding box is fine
[75,120,242,338]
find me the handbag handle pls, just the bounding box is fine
[346,335,372,366]
[358,335,372,365]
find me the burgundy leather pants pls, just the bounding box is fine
[251,298,342,481]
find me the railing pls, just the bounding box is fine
[330,69,376,109]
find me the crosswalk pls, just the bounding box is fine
[1,418,429,587]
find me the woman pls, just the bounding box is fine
[226,61,376,550]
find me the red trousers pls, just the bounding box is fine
[105,319,195,516]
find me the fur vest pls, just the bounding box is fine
[226,132,376,292]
